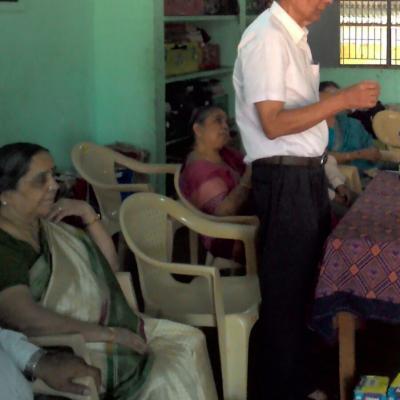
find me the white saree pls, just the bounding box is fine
[30,221,218,400]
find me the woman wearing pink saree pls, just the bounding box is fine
[179,106,252,262]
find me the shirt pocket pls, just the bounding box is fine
[310,63,320,96]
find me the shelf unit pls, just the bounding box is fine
[165,66,233,84]
[154,0,262,190]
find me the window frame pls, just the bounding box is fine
[339,0,400,67]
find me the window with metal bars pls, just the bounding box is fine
[340,0,400,65]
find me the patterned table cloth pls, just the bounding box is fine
[312,171,400,339]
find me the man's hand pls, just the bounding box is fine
[340,80,380,110]
[34,352,101,396]
[335,184,352,207]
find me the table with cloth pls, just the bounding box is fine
[312,171,400,400]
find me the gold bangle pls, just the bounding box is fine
[85,213,101,227]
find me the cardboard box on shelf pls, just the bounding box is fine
[165,0,204,16]
[165,42,201,77]
[200,43,220,70]
[388,373,400,400]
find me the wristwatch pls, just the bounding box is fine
[23,348,47,381]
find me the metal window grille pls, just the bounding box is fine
[340,0,400,65]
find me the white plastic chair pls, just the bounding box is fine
[30,272,133,399]
[337,165,362,194]
[71,142,179,237]
[119,192,260,400]
[373,110,400,163]
[174,166,259,266]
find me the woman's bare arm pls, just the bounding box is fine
[48,199,119,272]
[198,166,252,217]
[0,285,110,341]
[0,285,147,353]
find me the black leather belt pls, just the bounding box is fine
[253,152,328,168]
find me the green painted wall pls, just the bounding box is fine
[93,0,158,161]
[321,68,400,105]
[4,1,399,172]
[0,0,159,170]
[0,0,94,170]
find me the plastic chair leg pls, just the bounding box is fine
[221,314,258,400]
[189,230,199,264]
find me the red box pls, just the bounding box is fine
[165,0,205,16]
[200,43,220,70]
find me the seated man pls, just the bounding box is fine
[0,327,100,400]
[319,81,381,172]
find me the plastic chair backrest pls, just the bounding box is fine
[373,110,400,149]
[118,195,178,309]
[120,192,258,309]
[72,142,179,236]
[71,143,127,235]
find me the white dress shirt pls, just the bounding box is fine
[325,155,346,200]
[0,328,39,371]
[233,1,328,162]
[0,328,39,400]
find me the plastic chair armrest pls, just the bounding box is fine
[203,214,259,225]
[33,376,98,400]
[175,210,258,242]
[29,334,91,365]
[138,253,218,279]
[380,149,400,163]
[112,151,179,175]
[91,183,152,192]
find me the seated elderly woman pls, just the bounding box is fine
[0,143,217,400]
[179,106,252,262]
[319,81,381,172]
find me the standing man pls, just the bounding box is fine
[233,1,380,399]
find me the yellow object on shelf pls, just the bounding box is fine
[354,375,389,400]
[165,42,201,77]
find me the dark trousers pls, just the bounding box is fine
[248,163,331,400]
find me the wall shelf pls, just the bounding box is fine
[165,15,238,23]
[154,0,261,192]
[166,67,233,84]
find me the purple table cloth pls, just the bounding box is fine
[312,171,400,339]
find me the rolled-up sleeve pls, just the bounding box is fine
[0,328,40,371]
[325,155,346,189]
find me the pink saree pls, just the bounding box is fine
[180,147,246,259]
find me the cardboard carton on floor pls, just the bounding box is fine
[354,375,389,400]
[388,373,400,400]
